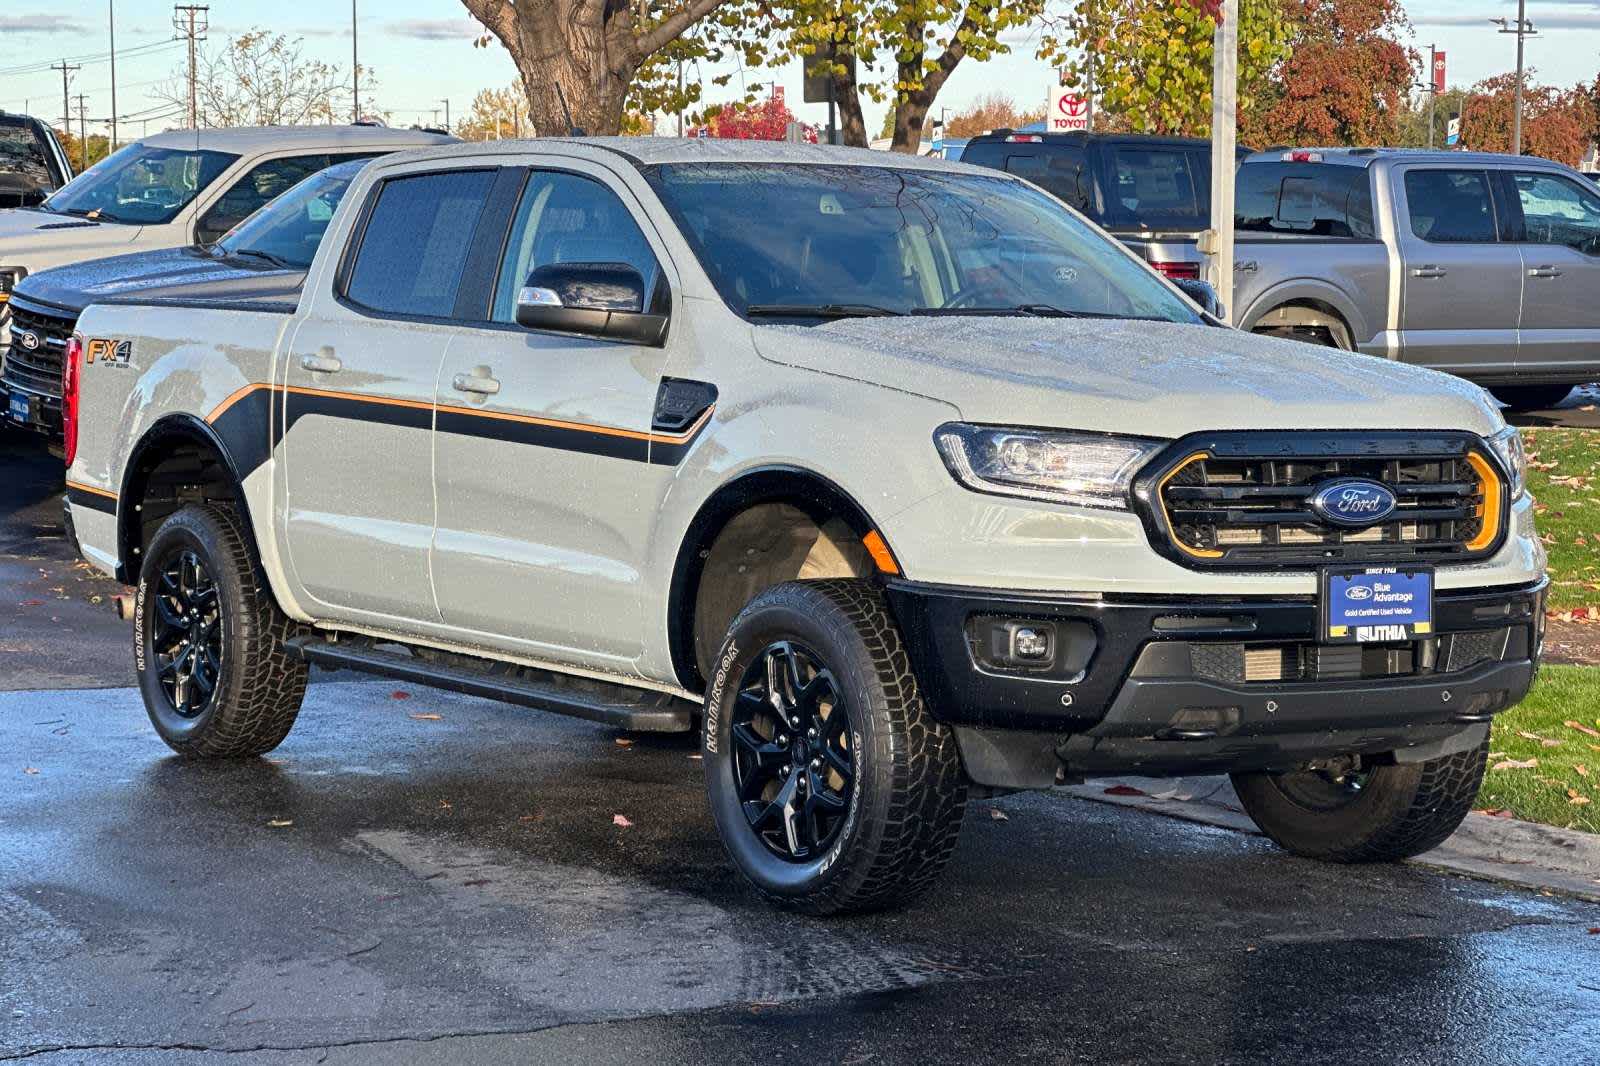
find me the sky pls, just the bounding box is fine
[1,1,1597,142]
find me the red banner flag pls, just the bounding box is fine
[1432,52,1447,94]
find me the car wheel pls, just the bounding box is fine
[1230,740,1487,863]
[135,503,308,757]
[703,579,967,914]
[1491,384,1573,412]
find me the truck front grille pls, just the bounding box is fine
[1186,626,1513,684]
[3,298,76,401]
[1138,432,1508,568]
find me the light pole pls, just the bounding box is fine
[440,99,450,131]
[1204,0,1238,325]
[108,1,118,152]
[1491,3,1536,155]
[351,0,360,123]
[1426,43,1436,149]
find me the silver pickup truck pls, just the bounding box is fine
[1232,148,1600,411]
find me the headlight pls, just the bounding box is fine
[1486,426,1526,501]
[934,423,1166,510]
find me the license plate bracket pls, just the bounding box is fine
[1321,566,1434,644]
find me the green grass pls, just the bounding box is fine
[1477,665,1600,834]
[1520,426,1600,613]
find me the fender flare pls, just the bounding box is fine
[116,413,259,584]
[1238,280,1369,350]
[665,465,889,692]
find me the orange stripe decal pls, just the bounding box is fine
[861,530,901,575]
[66,479,118,500]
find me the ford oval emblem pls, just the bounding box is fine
[18,330,40,351]
[1309,478,1398,527]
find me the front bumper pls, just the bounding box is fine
[885,577,1545,788]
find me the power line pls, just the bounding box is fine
[173,4,209,130]
[0,38,180,79]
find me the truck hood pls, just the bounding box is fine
[753,317,1503,437]
[14,246,305,316]
[0,207,143,267]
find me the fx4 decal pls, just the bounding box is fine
[85,337,133,368]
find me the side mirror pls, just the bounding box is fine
[515,262,669,346]
[1172,277,1225,321]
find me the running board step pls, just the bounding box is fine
[283,635,695,733]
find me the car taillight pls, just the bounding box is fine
[63,332,83,466]
[1152,261,1202,281]
[1281,150,1323,163]
[1005,134,1044,143]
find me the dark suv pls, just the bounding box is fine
[0,111,72,210]
[962,131,1243,280]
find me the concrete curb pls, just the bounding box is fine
[1065,777,1600,904]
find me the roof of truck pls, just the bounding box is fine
[382,136,977,174]
[1241,147,1572,168]
[139,125,456,153]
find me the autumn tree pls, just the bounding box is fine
[1244,0,1414,147]
[1047,0,1294,137]
[454,83,532,140]
[690,92,814,140]
[154,31,356,127]
[939,92,1048,138]
[1460,72,1597,166]
[460,0,738,137]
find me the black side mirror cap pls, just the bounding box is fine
[1172,277,1225,320]
[515,262,669,346]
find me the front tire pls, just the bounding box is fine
[135,503,308,757]
[1492,384,1573,412]
[1231,741,1487,863]
[703,580,967,914]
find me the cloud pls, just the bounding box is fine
[1414,13,1600,27]
[386,18,485,41]
[0,14,89,34]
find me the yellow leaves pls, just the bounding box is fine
[1492,757,1539,771]
[1566,720,1600,738]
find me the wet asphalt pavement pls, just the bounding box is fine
[3,433,1600,1065]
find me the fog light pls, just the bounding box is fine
[985,620,1057,669]
[1013,627,1051,660]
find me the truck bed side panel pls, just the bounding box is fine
[1233,238,1391,352]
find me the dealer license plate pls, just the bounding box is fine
[1321,566,1434,643]
[7,391,30,425]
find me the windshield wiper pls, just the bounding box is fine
[59,206,125,223]
[228,248,293,269]
[911,303,1086,318]
[746,303,905,319]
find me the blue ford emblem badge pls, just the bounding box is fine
[1309,479,1398,527]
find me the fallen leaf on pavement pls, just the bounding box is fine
[18,600,43,607]
[989,808,1009,821]
[613,814,633,828]
[1103,784,1146,797]
[1492,758,1539,770]
[408,713,443,721]
[1475,807,1514,819]
[1588,928,1600,935]
[267,819,293,828]
[391,690,411,700]
[615,738,634,747]
[22,767,39,775]
[1566,720,1600,738]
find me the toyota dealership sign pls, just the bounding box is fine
[1050,88,1091,132]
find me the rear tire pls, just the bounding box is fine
[1491,384,1573,412]
[1231,740,1487,863]
[135,503,308,757]
[703,580,967,914]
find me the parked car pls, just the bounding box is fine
[1231,148,1600,411]
[960,130,1248,280]
[64,139,1543,914]
[1,126,453,438]
[0,111,72,210]
[4,158,366,441]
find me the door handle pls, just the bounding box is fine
[299,352,342,374]
[451,372,500,396]
[1527,265,1564,279]
[1411,265,1448,279]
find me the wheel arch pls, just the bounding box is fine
[117,413,261,585]
[1239,282,1368,351]
[666,465,897,693]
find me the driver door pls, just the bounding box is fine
[1505,169,1600,377]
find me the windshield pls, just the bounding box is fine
[645,163,1199,323]
[43,142,237,225]
[214,161,362,269]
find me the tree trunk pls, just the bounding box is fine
[891,103,929,153]
[831,66,869,148]
[888,5,984,153]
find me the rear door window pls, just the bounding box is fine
[1235,162,1375,238]
[1404,169,1498,243]
[345,169,496,318]
[1004,150,1091,213]
[1511,171,1600,254]
[1103,147,1207,229]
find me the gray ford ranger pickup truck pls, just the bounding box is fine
[64,139,1546,914]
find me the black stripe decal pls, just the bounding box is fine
[66,485,117,515]
[207,386,711,478]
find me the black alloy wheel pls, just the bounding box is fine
[731,640,856,862]
[151,547,223,718]
[1270,765,1370,812]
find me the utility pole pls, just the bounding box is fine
[1492,2,1536,155]
[173,5,208,130]
[1203,0,1238,325]
[351,0,360,122]
[73,95,89,170]
[1084,0,1096,133]
[52,61,80,156]
[1426,43,1437,149]
[108,0,118,152]
[440,99,451,131]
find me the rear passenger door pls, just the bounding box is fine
[281,166,499,624]
[1504,168,1600,377]
[429,163,678,671]
[1392,165,1523,376]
